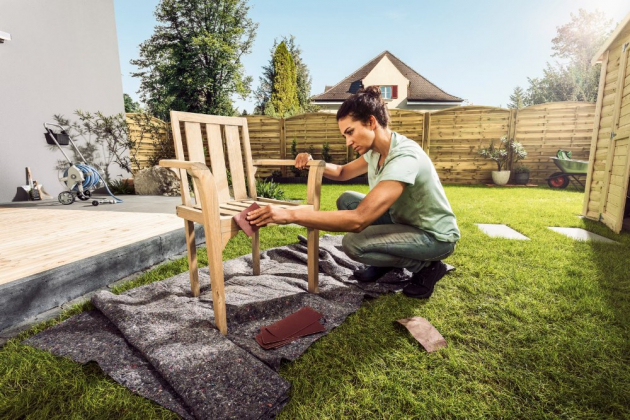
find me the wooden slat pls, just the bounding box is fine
[206,123,231,203]
[184,122,206,203]
[170,112,191,207]
[221,202,250,211]
[241,119,258,199]
[224,125,247,200]
[218,207,241,216]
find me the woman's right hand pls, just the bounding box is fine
[294,153,312,169]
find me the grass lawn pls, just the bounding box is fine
[1,185,628,419]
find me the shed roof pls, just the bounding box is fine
[591,11,630,65]
[312,50,463,103]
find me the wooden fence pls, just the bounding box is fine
[514,102,596,183]
[127,101,595,184]
[126,113,170,172]
[428,106,513,184]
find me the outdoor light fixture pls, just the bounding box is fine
[0,31,12,43]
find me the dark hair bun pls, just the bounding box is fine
[337,85,390,128]
[360,85,382,98]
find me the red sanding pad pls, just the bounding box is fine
[232,202,261,237]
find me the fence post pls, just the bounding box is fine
[280,117,286,176]
[423,112,431,153]
[506,108,518,171]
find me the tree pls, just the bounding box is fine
[525,65,576,105]
[551,9,612,74]
[254,35,315,115]
[130,0,258,120]
[269,41,299,117]
[525,9,613,105]
[508,86,525,109]
[123,94,141,113]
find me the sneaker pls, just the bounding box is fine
[402,261,447,299]
[353,265,394,282]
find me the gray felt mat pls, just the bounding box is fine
[26,234,446,419]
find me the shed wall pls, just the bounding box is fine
[584,25,630,224]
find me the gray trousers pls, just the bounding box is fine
[337,191,455,273]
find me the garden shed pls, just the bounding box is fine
[583,11,630,233]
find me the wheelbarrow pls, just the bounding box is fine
[547,157,588,190]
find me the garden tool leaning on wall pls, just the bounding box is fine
[18,167,52,200]
[44,122,123,206]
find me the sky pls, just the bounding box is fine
[113,0,630,114]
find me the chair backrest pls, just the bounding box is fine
[170,111,257,207]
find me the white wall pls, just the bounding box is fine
[0,0,126,203]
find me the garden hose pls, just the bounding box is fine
[62,164,123,203]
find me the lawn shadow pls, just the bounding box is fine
[580,218,630,325]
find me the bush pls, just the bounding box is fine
[108,178,135,195]
[256,178,285,200]
[52,111,137,182]
[322,142,332,163]
[514,165,530,174]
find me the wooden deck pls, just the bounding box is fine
[0,207,183,285]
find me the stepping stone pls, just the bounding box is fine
[475,224,529,240]
[547,227,619,244]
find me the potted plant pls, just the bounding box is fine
[509,139,528,183]
[478,137,511,185]
[479,136,528,186]
[513,165,530,185]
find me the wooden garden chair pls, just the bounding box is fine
[160,111,325,335]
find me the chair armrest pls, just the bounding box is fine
[252,158,325,209]
[252,159,295,167]
[159,159,208,172]
[252,159,324,167]
[159,159,218,209]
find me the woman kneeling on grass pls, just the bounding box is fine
[247,86,460,298]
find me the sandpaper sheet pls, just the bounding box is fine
[257,307,325,348]
[232,202,261,237]
[256,321,325,350]
[397,316,447,353]
[264,306,323,340]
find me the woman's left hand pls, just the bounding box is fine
[247,205,290,227]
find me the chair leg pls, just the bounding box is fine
[307,228,319,293]
[206,228,228,335]
[184,220,200,297]
[252,230,260,275]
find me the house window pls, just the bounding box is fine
[380,85,398,99]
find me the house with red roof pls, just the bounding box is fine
[312,51,463,112]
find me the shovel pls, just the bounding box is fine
[19,167,52,200]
